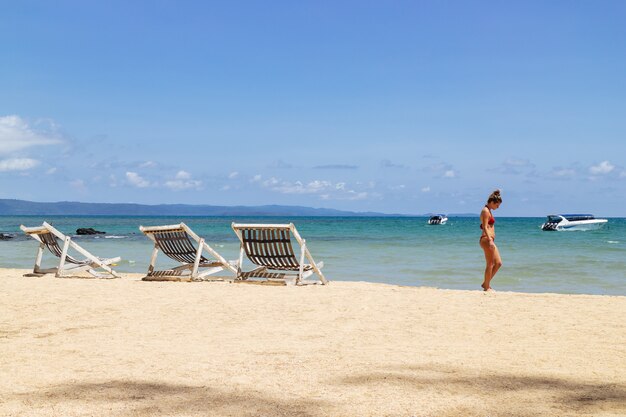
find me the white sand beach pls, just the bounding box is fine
[1,269,625,417]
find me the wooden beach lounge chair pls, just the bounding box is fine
[139,223,237,282]
[20,222,121,279]
[231,223,328,285]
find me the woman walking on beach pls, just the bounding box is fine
[480,190,502,291]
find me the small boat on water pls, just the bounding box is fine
[427,214,448,225]
[541,214,607,231]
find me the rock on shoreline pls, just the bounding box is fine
[76,228,106,235]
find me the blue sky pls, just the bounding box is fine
[1,1,625,216]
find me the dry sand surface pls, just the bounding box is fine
[1,268,625,417]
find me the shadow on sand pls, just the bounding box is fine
[13,380,329,417]
[9,364,626,416]
[337,363,626,416]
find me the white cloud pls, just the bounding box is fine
[421,186,431,193]
[125,171,151,188]
[251,174,262,182]
[46,167,57,175]
[344,191,369,200]
[165,171,202,191]
[308,180,332,192]
[175,170,191,180]
[165,180,202,190]
[228,171,239,179]
[271,180,333,194]
[620,171,626,178]
[139,161,157,168]
[257,176,374,201]
[0,115,62,154]
[0,158,40,172]
[262,177,280,187]
[423,161,457,179]
[124,170,202,190]
[589,161,614,175]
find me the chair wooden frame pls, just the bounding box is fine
[139,223,237,282]
[231,223,327,285]
[20,222,121,279]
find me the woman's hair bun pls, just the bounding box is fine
[487,189,502,203]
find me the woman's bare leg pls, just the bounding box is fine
[480,238,494,290]
[489,244,503,287]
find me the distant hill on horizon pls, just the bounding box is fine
[0,198,408,217]
[0,199,483,217]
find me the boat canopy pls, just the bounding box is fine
[546,215,564,223]
[546,214,597,223]
[561,214,596,221]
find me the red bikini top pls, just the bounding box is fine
[480,208,495,229]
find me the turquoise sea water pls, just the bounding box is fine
[1,216,625,295]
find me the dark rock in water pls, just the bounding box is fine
[0,233,13,240]
[76,228,106,235]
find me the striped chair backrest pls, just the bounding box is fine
[39,232,83,264]
[239,227,300,270]
[151,229,209,264]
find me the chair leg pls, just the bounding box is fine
[236,246,245,278]
[298,240,307,285]
[147,246,159,275]
[56,236,71,277]
[33,243,44,274]
[191,238,204,278]
[304,248,328,285]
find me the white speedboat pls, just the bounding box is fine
[541,214,607,231]
[427,214,448,225]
